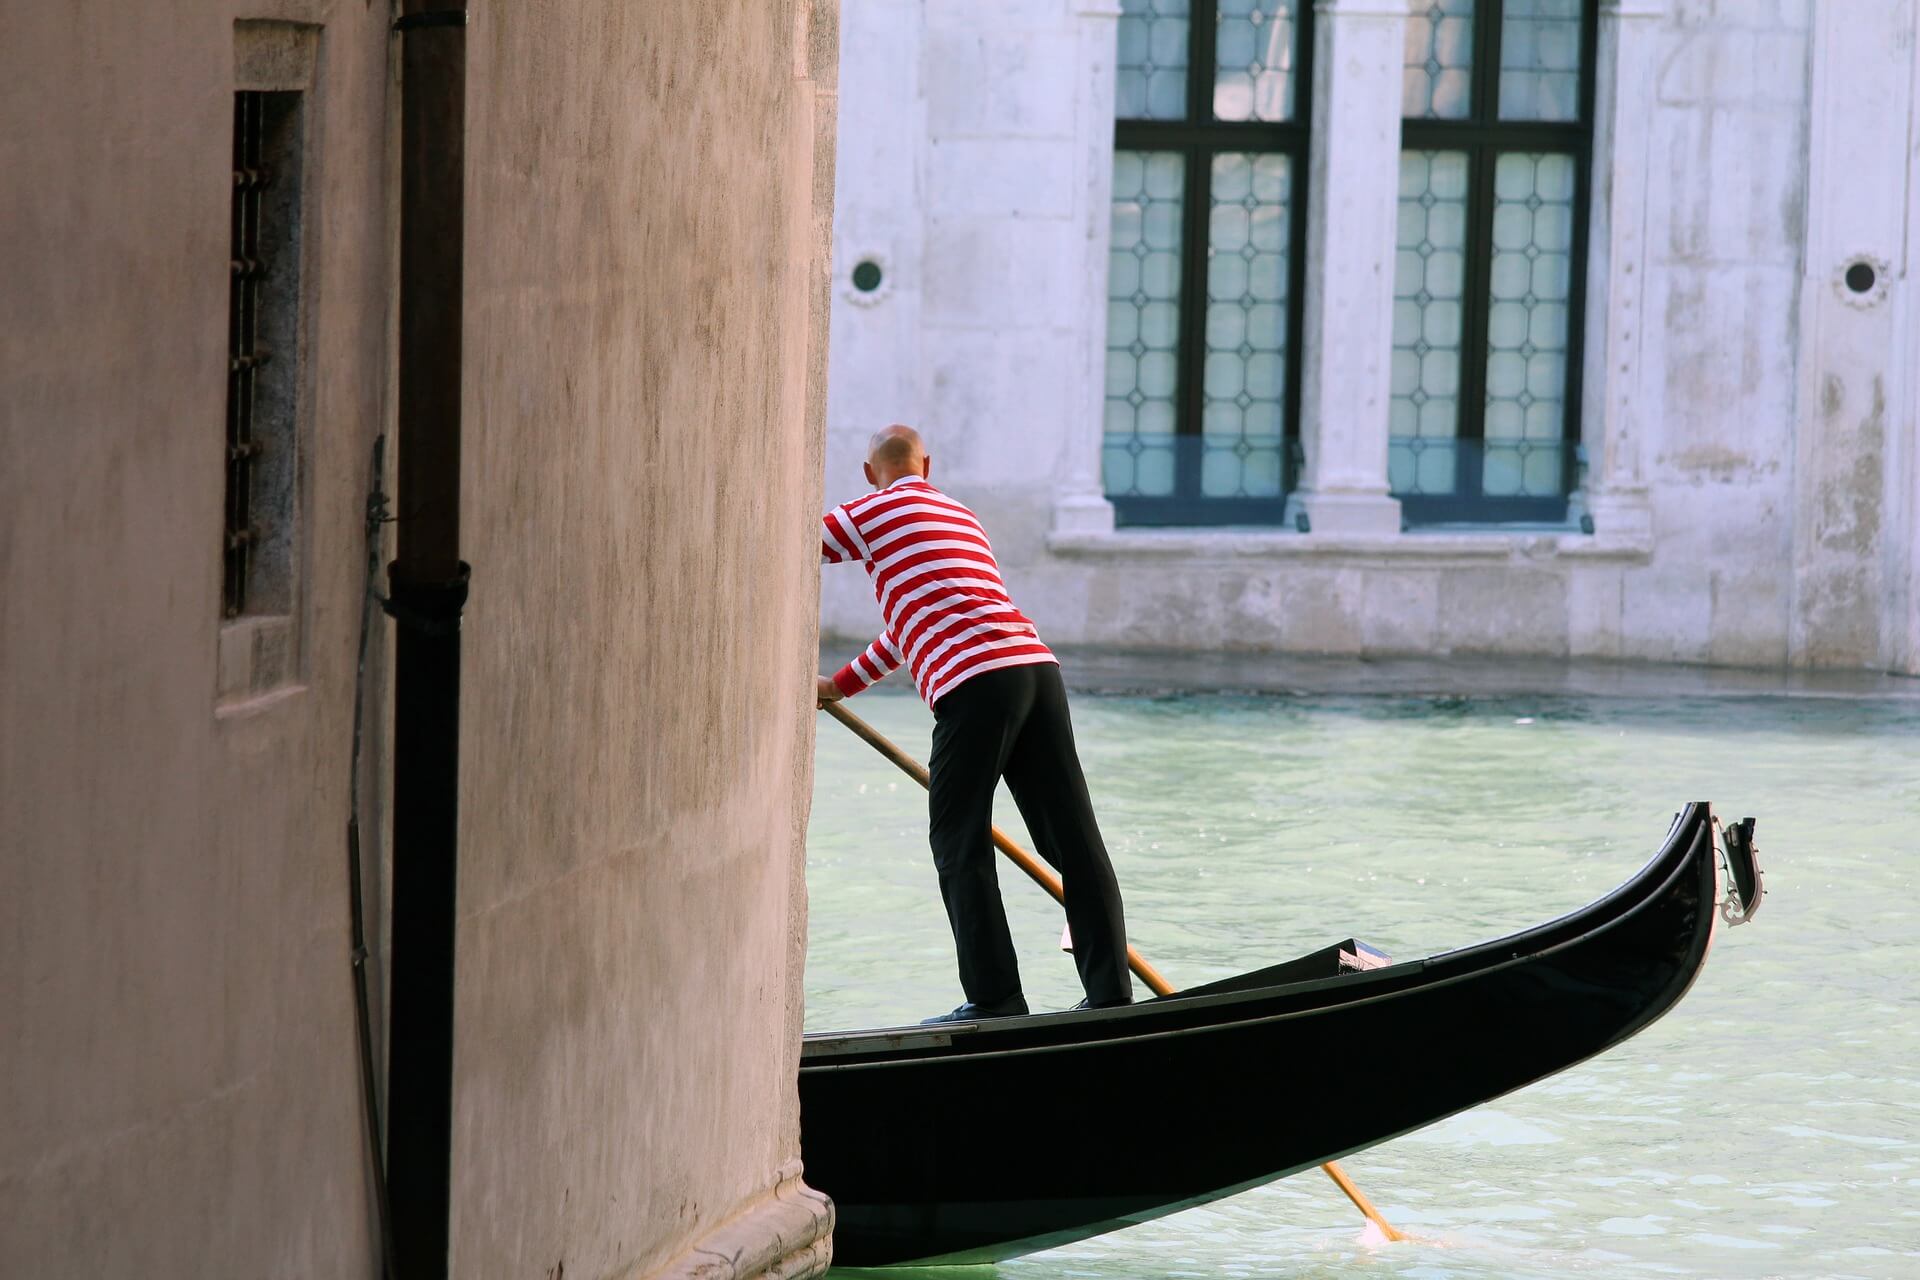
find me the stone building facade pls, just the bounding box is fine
[3,3,837,1278]
[823,0,1920,675]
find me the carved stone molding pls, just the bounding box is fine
[648,1166,834,1280]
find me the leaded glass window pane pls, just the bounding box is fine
[1200,153,1291,497]
[1389,151,1469,496]
[1499,0,1582,121]
[1105,151,1186,498]
[1403,0,1474,120]
[1118,0,1191,120]
[1214,0,1301,123]
[1482,152,1574,496]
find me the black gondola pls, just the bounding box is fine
[799,802,1762,1267]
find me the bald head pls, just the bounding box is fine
[864,424,931,488]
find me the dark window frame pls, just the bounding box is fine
[1110,0,1316,527]
[1395,0,1599,526]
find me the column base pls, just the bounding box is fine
[649,1165,834,1280]
[1051,490,1117,537]
[1282,490,1403,536]
[1571,488,1653,541]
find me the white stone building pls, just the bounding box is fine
[823,0,1920,674]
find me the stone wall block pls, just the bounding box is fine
[1620,563,1714,661]
[926,138,1079,219]
[1359,571,1441,656]
[1433,569,1571,657]
[1709,567,1792,666]
[1567,566,1627,659]
[926,31,1079,138]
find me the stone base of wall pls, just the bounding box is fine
[645,1164,834,1280]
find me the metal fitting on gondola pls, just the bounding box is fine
[1715,816,1763,925]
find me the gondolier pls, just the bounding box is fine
[817,425,1133,1023]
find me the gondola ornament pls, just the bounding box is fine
[1714,815,1764,925]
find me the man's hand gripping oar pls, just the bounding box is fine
[817,695,1408,1244]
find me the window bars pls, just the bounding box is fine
[224,91,271,616]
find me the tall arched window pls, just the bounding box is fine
[1391,1,1596,524]
[1105,2,1314,526]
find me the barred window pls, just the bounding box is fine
[218,79,306,703]
[1391,0,1594,524]
[224,89,304,617]
[1106,1,1311,526]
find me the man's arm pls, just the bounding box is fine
[821,505,867,565]
[817,632,904,705]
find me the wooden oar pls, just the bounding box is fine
[820,698,1408,1243]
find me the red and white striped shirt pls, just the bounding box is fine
[822,475,1056,707]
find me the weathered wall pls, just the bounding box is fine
[1,1,395,1273]
[4,1,839,1277]
[455,3,838,1279]
[824,0,1920,675]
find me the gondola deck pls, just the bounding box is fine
[799,802,1761,1267]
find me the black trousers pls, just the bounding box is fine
[926,662,1131,1007]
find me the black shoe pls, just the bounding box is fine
[922,994,1029,1024]
[1070,996,1134,1011]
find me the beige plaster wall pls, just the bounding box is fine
[5,1,839,1276]
[453,3,837,1278]
[1,1,395,1273]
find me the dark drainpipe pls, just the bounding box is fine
[387,4,469,1278]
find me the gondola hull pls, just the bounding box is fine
[799,802,1755,1267]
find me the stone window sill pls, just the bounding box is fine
[1046,525,1653,564]
[216,614,305,712]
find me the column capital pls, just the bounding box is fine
[1052,490,1118,537]
[1283,489,1404,536]
[1570,486,1654,541]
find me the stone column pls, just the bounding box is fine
[1568,0,1661,543]
[1053,0,1125,538]
[1789,0,1915,667]
[1284,0,1406,536]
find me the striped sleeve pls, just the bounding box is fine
[831,631,904,698]
[821,505,865,565]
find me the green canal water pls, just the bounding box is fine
[805,683,1920,1279]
